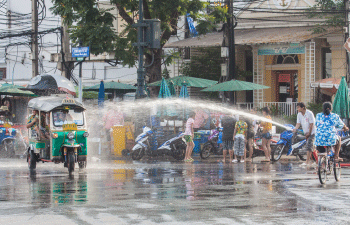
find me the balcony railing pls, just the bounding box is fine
[259,102,297,117]
[236,102,298,117]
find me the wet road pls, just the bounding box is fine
[1,156,350,225]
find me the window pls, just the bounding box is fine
[322,48,331,79]
[0,68,6,80]
[276,55,299,64]
[183,47,191,60]
[53,109,84,127]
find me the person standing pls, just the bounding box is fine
[261,107,272,162]
[292,102,316,166]
[245,109,257,162]
[221,115,236,163]
[233,115,248,163]
[184,112,195,162]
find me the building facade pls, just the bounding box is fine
[165,0,347,115]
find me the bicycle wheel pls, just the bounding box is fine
[334,160,341,181]
[318,156,327,184]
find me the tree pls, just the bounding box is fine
[50,0,206,83]
[306,0,346,33]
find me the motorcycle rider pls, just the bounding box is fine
[292,102,316,166]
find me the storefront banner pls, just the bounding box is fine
[278,74,290,82]
[258,44,305,55]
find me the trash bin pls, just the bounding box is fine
[112,125,126,156]
[193,132,203,153]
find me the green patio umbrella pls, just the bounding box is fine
[84,80,137,91]
[158,78,176,117]
[158,78,172,98]
[333,77,350,118]
[84,80,136,98]
[168,81,176,97]
[201,79,270,92]
[0,88,36,97]
[149,76,217,88]
[0,83,25,89]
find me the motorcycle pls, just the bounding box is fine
[337,131,350,161]
[247,131,277,159]
[271,124,314,162]
[200,128,223,159]
[131,126,186,161]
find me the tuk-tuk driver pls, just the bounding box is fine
[55,110,73,125]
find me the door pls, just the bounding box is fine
[276,71,297,102]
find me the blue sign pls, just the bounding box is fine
[72,47,90,58]
[258,45,305,55]
[186,13,198,37]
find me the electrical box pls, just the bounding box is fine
[221,63,227,76]
[221,47,229,57]
[144,19,161,49]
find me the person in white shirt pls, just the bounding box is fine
[292,102,316,166]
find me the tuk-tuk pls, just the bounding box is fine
[0,106,16,157]
[27,95,88,174]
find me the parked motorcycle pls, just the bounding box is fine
[338,133,350,161]
[200,128,223,159]
[271,124,313,162]
[131,127,186,160]
[246,131,277,159]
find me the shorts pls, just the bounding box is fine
[184,135,193,143]
[261,132,272,140]
[305,134,315,152]
[234,136,245,156]
[222,139,233,150]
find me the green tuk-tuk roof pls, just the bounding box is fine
[27,95,85,112]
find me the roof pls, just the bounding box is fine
[164,27,341,48]
[28,96,85,112]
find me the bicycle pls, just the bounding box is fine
[317,146,341,184]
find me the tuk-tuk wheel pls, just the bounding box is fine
[67,151,75,174]
[28,150,36,172]
[78,161,86,169]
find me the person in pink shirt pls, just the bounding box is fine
[103,108,124,141]
[184,112,196,162]
[193,109,210,129]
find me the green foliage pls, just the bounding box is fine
[180,47,221,81]
[51,0,207,67]
[196,6,228,35]
[162,68,170,79]
[306,0,345,33]
[51,0,116,55]
[307,102,323,116]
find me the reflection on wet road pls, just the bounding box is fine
[1,158,350,224]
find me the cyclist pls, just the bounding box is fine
[314,102,348,160]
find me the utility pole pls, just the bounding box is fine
[226,0,237,104]
[31,0,39,77]
[61,23,73,79]
[135,0,147,99]
[346,0,350,83]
